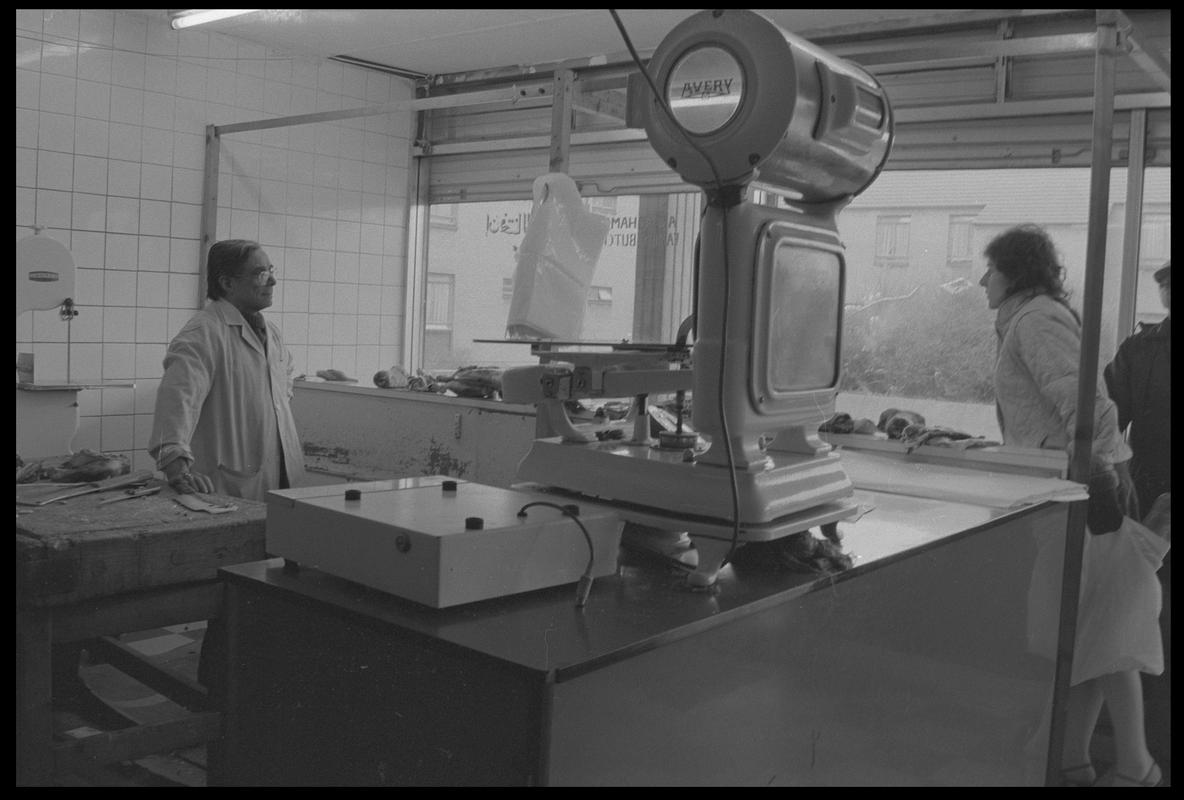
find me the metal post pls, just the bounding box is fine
[199,124,221,308]
[404,157,432,374]
[549,70,574,174]
[1116,109,1147,342]
[1044,9,1118,788]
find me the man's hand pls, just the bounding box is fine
[163,459,215,495]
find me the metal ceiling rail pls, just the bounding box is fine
[894,92,1170,122]
[212,86,552,136]
[420,9,1100,91]
[801,8,1096,44]
[413,90,1169,159]
[838,31,1101,64]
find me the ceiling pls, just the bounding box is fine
[138,9,955,78]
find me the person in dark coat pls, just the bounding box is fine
[1104,260,1171,778]
[1105,262,1171,516]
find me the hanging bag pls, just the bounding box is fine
[506,173,609,340]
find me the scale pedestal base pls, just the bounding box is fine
[515,436,861,585]
[626,498,861,586]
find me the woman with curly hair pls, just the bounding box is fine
[981,224,1168,787]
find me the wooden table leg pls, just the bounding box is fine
[16,607,54,785]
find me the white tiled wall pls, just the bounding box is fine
[16,9,415,470]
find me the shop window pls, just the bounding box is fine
[421,194,700,372]
[415,168,1169,444]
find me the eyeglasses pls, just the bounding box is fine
[238,266,278,286]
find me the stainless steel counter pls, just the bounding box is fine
[217,489,1064,785]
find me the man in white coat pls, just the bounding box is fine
[148,239,306,704]
[149,239,305,499]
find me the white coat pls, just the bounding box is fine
[149,299,306,500]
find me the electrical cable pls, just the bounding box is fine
[517,501,596,607]
[609,9,743,575]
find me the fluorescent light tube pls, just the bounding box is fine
[170,10,260,30]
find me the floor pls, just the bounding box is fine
[50,621,1169,787]
[52,623,211,787]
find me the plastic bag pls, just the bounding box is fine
[1026,511,1169,683]
[506,173,610,340]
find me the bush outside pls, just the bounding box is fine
[840,283,996,404]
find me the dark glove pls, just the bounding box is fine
[1086,471,1124,535]
[163,458,215,495]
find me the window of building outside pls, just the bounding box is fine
[430,203,459,230]
[947,215,976,270]
[588,286,613,305]
[1136,212,1171,328]
[587,196,618,217]
[424,272,455,367]
[421,166,1168,442]
[874,215,911,269]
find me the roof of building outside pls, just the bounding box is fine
[849,167,1170,224]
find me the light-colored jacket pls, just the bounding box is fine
[993,290,1130,475]
[149,299,306,500]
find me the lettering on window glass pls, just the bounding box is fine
[605,215,681,248]
[485,212,532,236]
[485,211,682,248]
